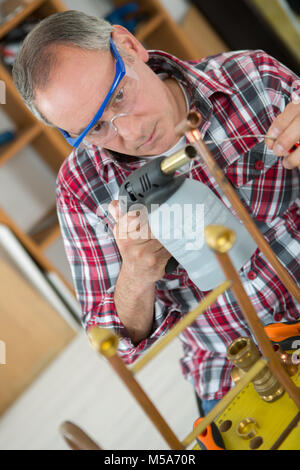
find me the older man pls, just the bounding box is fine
[13,10,300,415]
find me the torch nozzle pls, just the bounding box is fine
[160,144,197,175]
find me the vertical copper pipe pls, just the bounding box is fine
[89,327,184,450]
[107,353,184,450]
[269,412,300,450]
[60,421,102,450]
[213,248,300,409]
[181,112,300,304]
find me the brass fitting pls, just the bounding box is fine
[273,343,298,377]
[205,225,236,253]
[88,327,119,358]
[227,337,285,402]
[230,366,245,384]
[236,417,259,440]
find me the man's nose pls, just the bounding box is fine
[111,114,142,141]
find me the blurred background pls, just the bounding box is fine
[0,0,299,450]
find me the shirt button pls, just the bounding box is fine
[254,160,264,170]
[247,270,257,280]
[274,313,283,322]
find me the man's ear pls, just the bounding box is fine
[111,24,149,63]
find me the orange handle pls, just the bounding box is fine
[264,322,300,342]
[193,417,225,450]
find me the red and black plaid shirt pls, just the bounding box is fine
[56,49,300,400]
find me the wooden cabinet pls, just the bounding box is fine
[0,1,79,417]
[0,256,76,415]
[0,0,73,291]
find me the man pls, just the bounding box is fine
[13,10,300,415]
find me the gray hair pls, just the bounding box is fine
[12,10,114,125]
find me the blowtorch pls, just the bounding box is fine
[118,143,257,291]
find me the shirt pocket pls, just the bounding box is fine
[225,141,277,189]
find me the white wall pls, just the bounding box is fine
[160,0,189,22]
[63,0,112,17]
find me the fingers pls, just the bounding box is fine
[266,102,300,170]
[109,202,147,240]
[110,204,152,245]
[281,145,300,170]
[108,200,122,221]
[109,202,172,281]
[266,102,300,153]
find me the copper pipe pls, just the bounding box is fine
[60,421,102,450]
[272,344,298,377]
[108,354,184,449]
[269,412,300,450]
[131,280,231,374]
[175,111,202,136]
[181,111,300,305]
[89,327,184,450]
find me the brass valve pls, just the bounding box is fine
[227,337,285,402]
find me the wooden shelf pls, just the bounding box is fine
[0,0,77,416]
[111,0,203,60]
[33,125,72,174]
[0,205,73,292]
[0,123,41,167]
[0,0,74,296]
[0,61,36,128]
[135,14,165,43]
[32,220,61,251]
[180,5,228,57]
[29,206,61,251]
[0,0,46,40]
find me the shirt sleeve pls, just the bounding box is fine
[252,49,300,110]
[56,182,183,364]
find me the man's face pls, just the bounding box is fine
[35,29,186,157]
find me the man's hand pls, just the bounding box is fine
[265,101,300,170]
[109,200,172,283]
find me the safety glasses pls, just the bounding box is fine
[58,37,126,148]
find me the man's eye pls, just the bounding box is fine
[91,122,103,134]
[114,88,124,104]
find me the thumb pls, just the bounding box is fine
[109,200,121,221]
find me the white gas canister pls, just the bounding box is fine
[148,178,257,291]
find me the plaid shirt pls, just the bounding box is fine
[56,49,300,400]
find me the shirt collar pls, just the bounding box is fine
[147,49,235,116]
[92,49,236,173]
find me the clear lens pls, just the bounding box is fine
[85,63,139,146]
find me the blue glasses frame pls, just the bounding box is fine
[58,38,126,148]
